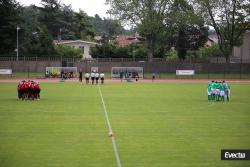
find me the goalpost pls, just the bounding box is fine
[46,67,78,78]
[111,67,144,79]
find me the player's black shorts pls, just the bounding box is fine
[19,89,23,95]
[23,88,28,94]
[91,77,95,80]
[18,90,22,98]
[33,88,40,94]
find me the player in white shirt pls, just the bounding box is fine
[90,72,95,85]
[85,73,90,84]
[95,73,100,84]
[100,73,105,84]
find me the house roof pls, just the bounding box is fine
[208,35,218,43]
[114,35,145,46]
[94,36,102,41]
[54,40,98,46]
[207,37,214,42]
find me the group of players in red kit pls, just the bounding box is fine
[17,80,41,100]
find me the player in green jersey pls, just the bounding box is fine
[211,81,216,101]
[219,82,225,101]
[207,81,213,101]
[223,81,230,101]
[214,81,220,101]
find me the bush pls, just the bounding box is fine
[90,43,115,58]
[165,49,178,60]
[128,44,147,58]
[197,44,223,58]
[90,43,147,58]
[114,47,129,58]
[54,45,82,58]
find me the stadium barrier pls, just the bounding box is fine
[0,56,250,79]
[0,56,250,63]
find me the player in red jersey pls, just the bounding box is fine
[17,81,24,99]
[33,82,41,100]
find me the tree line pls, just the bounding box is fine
[0,0,249,61]
[0,0,127,57]
[107,0,249,62]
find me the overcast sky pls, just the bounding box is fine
[17,0,110,18]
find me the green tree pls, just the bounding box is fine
[74,10,95,41]
[0,0,21,54]
[90,14,126,37]
[20,5,54,56]
[168,0,208,60]
[193,0,250,62]
[173,25,208,60]
[59,4,78,40]
[39,0,63,39]
[107,0,170,61]
[92,14,105,35]
[39,0,96,41]
[104,18,125,36]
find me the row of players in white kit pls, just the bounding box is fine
[85,72,105,84]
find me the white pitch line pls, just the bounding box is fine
[98,85,122,167]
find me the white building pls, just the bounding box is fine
[233,31,250,60]
[207,31,250,61]
[55,40,98,59]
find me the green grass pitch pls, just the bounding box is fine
[0,82,250,167]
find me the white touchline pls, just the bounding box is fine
[98,85,122,167]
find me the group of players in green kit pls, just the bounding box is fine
[207,80,231,102]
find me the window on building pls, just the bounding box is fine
[79,46,84,54]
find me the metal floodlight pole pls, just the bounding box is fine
[16,26,20,61]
